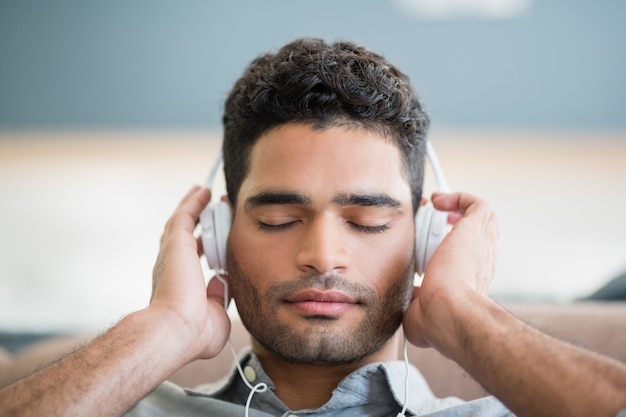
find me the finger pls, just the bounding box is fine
[207,274,230,309]
[403,301,430,348]
[431,192,467,213]
[180,184,202,203]
[432,192,494,228]
[446,211,463,225]
[179,186,211,221]
[163,187,212,238]
[196,235,205,257]
[409,284,421,302]
[154,187,211,289]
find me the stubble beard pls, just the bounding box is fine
[227,254,414,366]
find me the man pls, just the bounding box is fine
[1,38,625,417]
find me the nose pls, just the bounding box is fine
[295,213,348,275]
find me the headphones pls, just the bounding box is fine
[199,141,450,277]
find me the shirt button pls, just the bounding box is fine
[243,365,257,383]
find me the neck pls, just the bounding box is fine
[251,333,401,411]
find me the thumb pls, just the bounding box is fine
[403,285,431,348]
[207,274,230,310]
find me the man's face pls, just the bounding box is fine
[226,123,416,365]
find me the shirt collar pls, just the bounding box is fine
[189,350,467,415]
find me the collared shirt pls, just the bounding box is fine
[126,352,514,416]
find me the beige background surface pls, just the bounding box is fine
[1,129,625,332]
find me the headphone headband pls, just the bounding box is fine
[205,150,223,190]
[426,142,450,194]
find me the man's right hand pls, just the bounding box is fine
[149,185,231,362]
[0,185,232,417]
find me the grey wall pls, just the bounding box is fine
[1,0,625,129]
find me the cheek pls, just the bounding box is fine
[351,234,415,293]
[227,220,292,290]
[228,214,415,292]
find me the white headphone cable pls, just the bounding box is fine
[225,339,268,417]
[203,156,270,415]
[396,337,410,417]
[212,272,268,417]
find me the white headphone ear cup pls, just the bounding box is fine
[415,206,433,275]
[212,201,232,271]
[415,206,448,275]
[200,200,231,272]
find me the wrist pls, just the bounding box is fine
[120,306,201,369]
[141,298,231,362]
[421,289,507,361]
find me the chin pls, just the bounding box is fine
[248,315,401,366]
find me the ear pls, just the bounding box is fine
[220,194,233,209]
[220,195,235,225]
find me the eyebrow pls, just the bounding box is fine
[333,193,401,209]
[244,190,402,211]
[244,190,312,211]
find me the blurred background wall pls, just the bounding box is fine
[1,0,625,333]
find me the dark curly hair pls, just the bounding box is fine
[222,37,430,212]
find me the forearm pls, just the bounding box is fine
[443,293,626,417]
[0,307,195,417]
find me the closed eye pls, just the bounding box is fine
[349,222,390,234]
[257,220,300,232]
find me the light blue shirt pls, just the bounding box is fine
[127,352,513,416]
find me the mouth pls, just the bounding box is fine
[284,289,359,317]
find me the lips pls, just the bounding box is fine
[286,289,357,303]
[285,290,358,316]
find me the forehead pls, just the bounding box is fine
[236,124,411,206]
